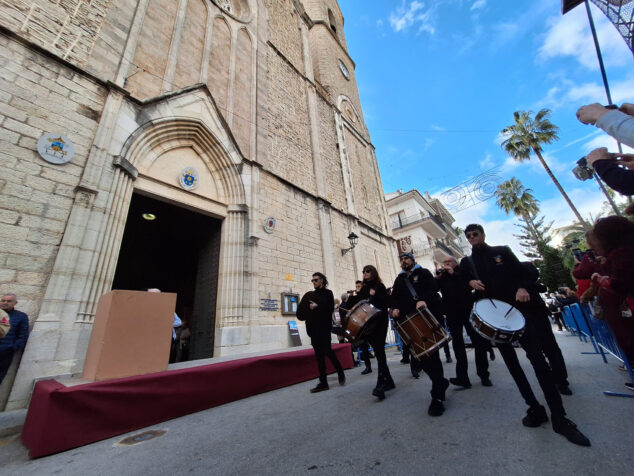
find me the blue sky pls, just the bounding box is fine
[338,0,634,256]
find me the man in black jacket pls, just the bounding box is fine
[437,257,491,388]
[391,252,449,416]
[460,224,590,446]
[296,272,345,393]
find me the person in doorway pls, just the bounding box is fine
[460,224,590,446]
[0,293,30,384]
[296,273,346,393]
[390,252,449,416]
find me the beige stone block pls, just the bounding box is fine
[0,269,17,283]
[3,117,41,139]
[16,271,48,286]
[0,127,20,144]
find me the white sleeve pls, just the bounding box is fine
[595,110,634,148]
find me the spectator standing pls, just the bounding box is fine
[0,294,30,384]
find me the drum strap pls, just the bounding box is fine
[403,276,420,301]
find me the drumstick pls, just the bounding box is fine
[488,298,497,308]
[503,306,514,318]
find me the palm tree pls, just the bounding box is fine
[495,178,540,241]
[501,109,589,229]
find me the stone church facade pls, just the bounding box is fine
[0,0,397,410]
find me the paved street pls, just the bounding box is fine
[0,331,632,476]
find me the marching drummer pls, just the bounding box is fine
[390,252,450,417]
[459,224,590,446]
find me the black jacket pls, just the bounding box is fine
[436,268,474,316]
[593,159,634,196]
[347,280,389,312]
[460,244,530,304]
[296,287,334,339]
[390,265,444,318]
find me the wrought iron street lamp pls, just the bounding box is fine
[341,232,359,256]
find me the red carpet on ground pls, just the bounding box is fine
[22,344,353,458]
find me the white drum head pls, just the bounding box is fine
[473,299,524,332]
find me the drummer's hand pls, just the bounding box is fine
[416,300,427,310]
[309,300,317,310]
[369,288,376,296]
[469,280,485,291]
[515,288,530,303]
[392,309,400,318]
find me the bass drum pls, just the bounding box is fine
[343,300,381,346]
[470,299,525,344]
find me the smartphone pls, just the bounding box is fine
[572,248,584,260]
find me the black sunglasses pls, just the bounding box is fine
[311,278,321,282]
[466,232,480,238]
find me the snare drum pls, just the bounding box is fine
[470,299,525,344]
[343,300,382,345]
[394,307,451,359]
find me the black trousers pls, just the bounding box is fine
[311,336,344,385]
[497,313,566,418]
[412,351,447,400]
[534,311,569,386]
[0,351,14,384]
[365,314,389,375]
[446,308,490,381]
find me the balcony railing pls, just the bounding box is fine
[434,240,455,257]
[391,213,444,232]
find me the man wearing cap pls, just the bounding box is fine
[390,252,449,416]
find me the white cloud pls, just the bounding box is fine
[389,1,435,35]
[479,153,495,169]
[536,77,634,111]
[430,124,446,131]
[537,4,632,70]
[471,0,486,11]
[539,186,609,229]
[581,133,634,154]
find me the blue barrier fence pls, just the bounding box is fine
[562,302,634,398]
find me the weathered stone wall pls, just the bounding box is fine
[256,171,323,326]
[317,94,347,213]
[0,33,107,318]
[264,0,305,76]
[344,127,383,230]
[260,48,315,194]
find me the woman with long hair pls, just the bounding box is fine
[348,265,394,400]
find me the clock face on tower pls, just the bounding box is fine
[338,60,350,80]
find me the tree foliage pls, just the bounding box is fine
[501,109,588,228]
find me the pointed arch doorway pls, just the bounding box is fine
[112,191,222,361]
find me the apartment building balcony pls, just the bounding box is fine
[391,213,445,238]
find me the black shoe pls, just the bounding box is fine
[481,377,493,387]
[557,383,573,395]
[445,356,452,363]
[522,405,548,427]
[552,417,591,447]
[449,377,472,389]
[428,399,444,417]
[411,370,420,379]
[338,373,346,386]
[489,349,495,361]
[361,367,372,375]
[372,386,385,400]
[310,383,329,393]
[626,382,634,391]
[400,357,410,364]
